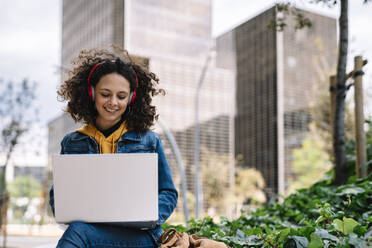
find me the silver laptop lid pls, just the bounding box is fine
[52,153,158,227]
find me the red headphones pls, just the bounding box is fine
[86,61,139,104]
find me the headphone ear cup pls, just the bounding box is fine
[129,92,133,104]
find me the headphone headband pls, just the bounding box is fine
[87,62,103,101]
[129,67,139,104]
[86,60,139,104]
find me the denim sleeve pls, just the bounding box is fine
[156,136,178,225]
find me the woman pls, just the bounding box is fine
[49,48,178,248]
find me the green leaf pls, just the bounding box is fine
[235,229,246,238]
[343,217,359,235]
[315,215,325,224]
[364,226,372,240]
[353,225,367,236]
[347,233,366,248]
[227,231,263,246]
[338,186,365,195]
[308,233,323,248]
[333,219,344,233]
[298,226,315,237]
[295,213,304,222]
[314,229,339,242]
[244,235,263,246]
[279,228,291,242]
[333,217,359,235]
[322,240,331,248]
[285,236,309,248]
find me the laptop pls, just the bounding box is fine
[52,153,158,229]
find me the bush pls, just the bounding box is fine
[164,173,372,247]
[163,120,372,247]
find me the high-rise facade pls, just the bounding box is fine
[216,6,336,195]
[61,0,212,67]
[52,0,234,217]
[61,0,125,68]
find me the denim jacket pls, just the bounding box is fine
[49,129,178,243]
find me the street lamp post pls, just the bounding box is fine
[194,51,213,219]
[158,118,190,224]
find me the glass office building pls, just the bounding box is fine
[216,6,336,195]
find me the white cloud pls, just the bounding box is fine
[0,0,62,124]
[213,0,275,36]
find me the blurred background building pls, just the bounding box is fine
[216,6,336,195]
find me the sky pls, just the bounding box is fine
[0,0,371,131]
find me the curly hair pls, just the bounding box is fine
[57,47,164,133]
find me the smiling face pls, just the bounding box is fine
[94,73,131,130]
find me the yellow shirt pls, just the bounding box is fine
[76,121,127,154]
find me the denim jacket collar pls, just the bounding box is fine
[71,129,142,142]
[120,131,142,142]
[70,132,91,142]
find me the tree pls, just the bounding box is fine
[200,152,232,216]
[308,60,355,158]
[0,79,38,192]
[0,79,38,245]
[8,176,41,199]
[345,118,372,175]
[199,151,266,217]
[289,138,332,193]
[8,176,41,223]
[288,60,355,193]
[235,168,266,206]
[274,0,370,185]
[333,0,349,185]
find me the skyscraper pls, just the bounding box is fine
[216,6,336,195]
